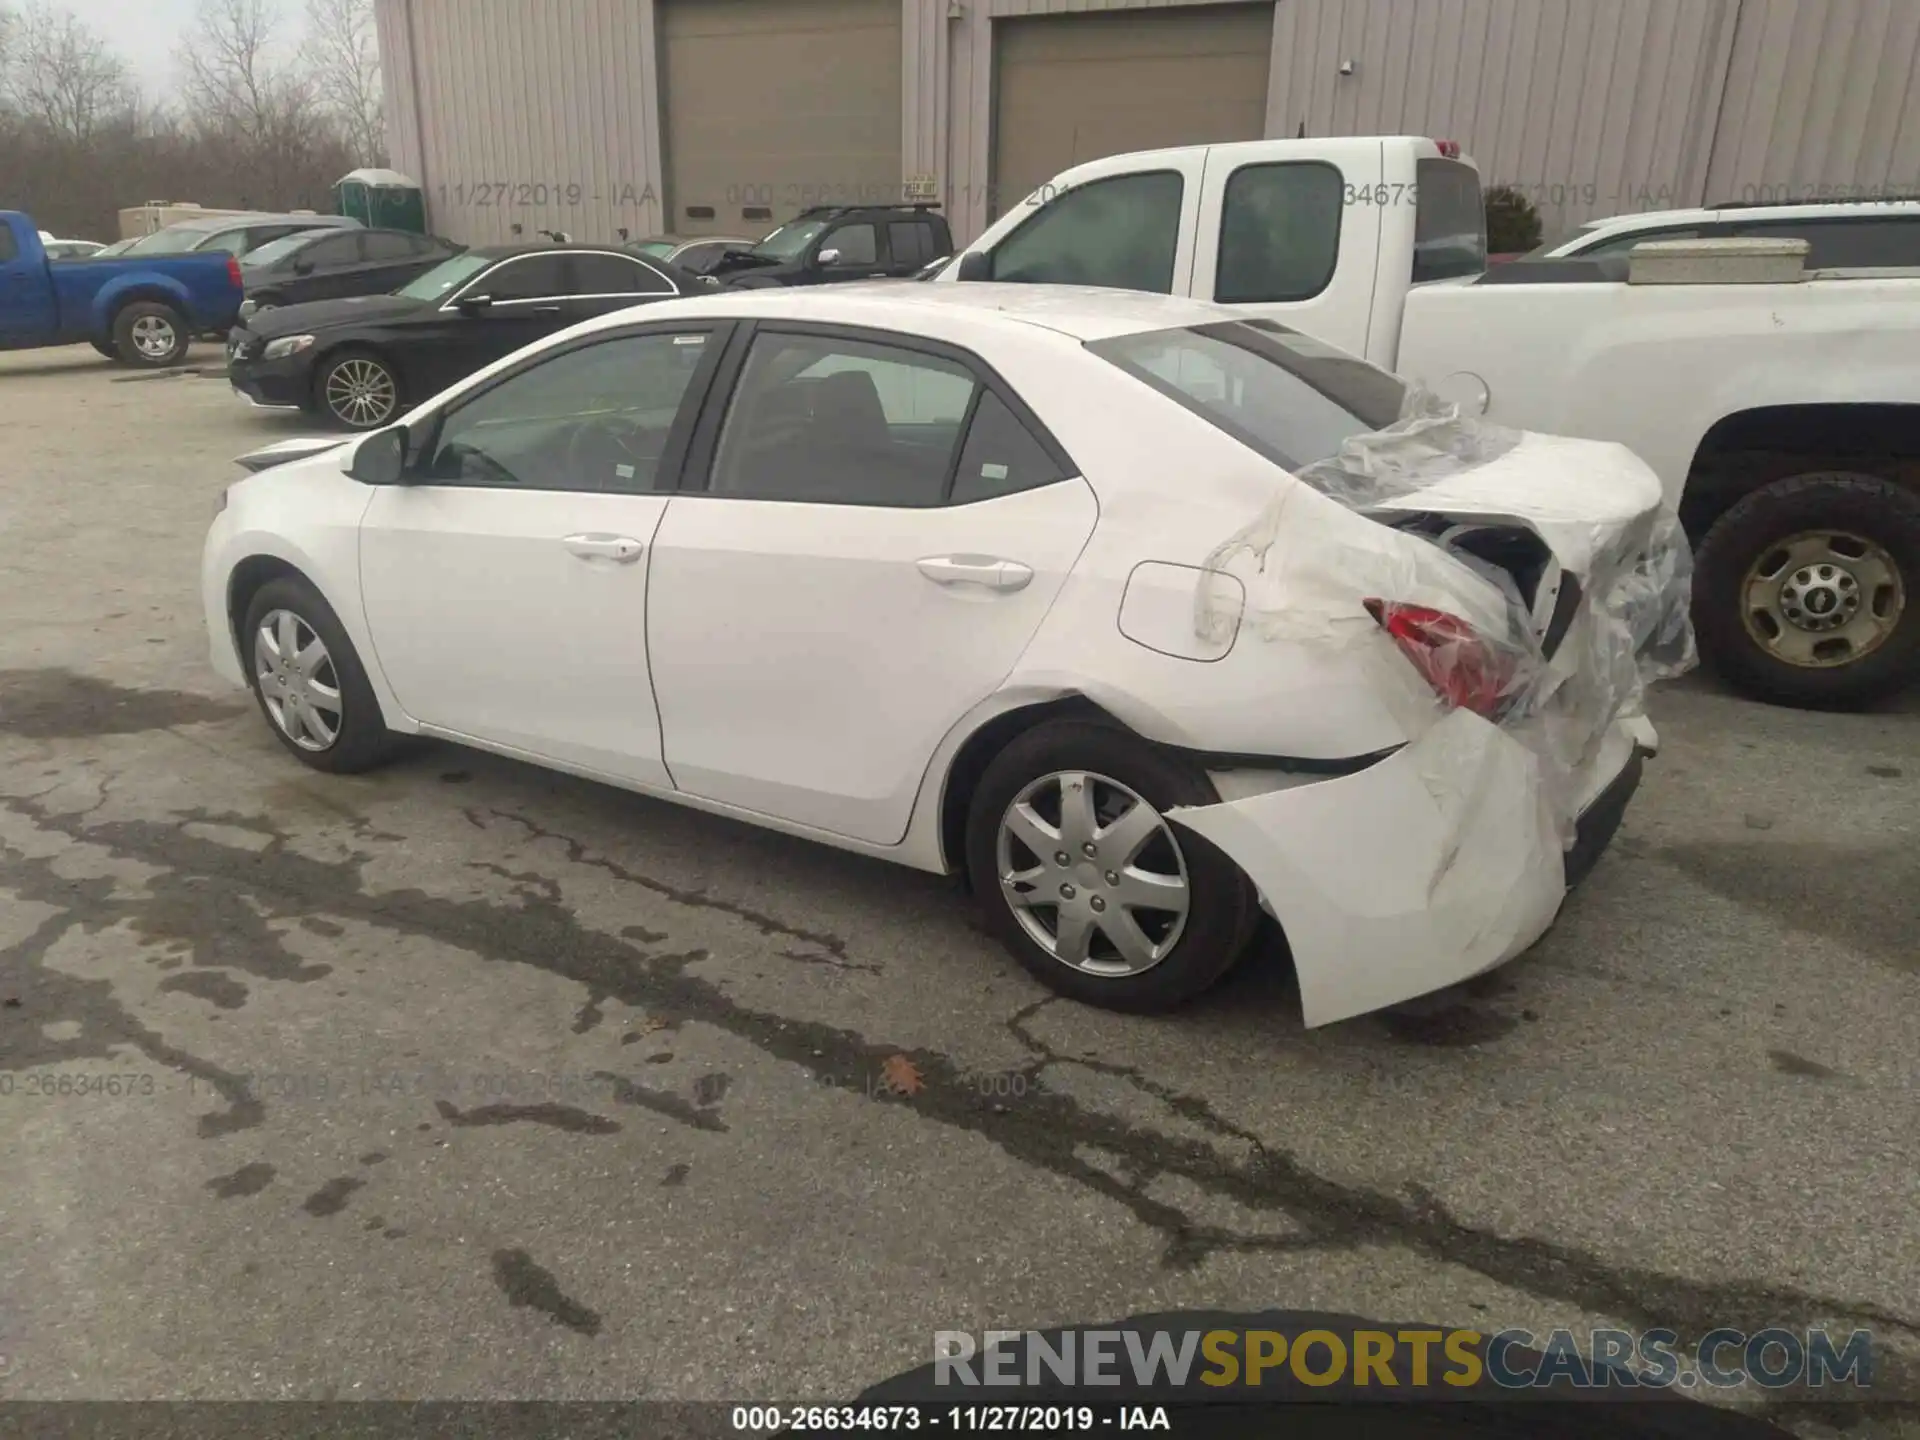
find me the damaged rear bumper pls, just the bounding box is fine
[1168,710,1647,1028]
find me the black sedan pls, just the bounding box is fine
[226,244,696,430]
[239,228,465,316]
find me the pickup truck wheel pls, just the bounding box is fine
[111,301,189,368]
[1694,471,1920,709]
[315,350,402,431]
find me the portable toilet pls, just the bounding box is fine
[334,169,428,234]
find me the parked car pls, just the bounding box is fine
[710,203,953,287]
[0,210,244,365]
[125,212,361,260]
[934,138,1920,708]
[628,233,755,280]
[43,238,108,261]
[1521,198,1920,267]
[239,227,465,318]
[94,238,137,258]
[202,284,1682,1026]
[225,242,698,429]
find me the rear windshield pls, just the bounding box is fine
[1087,320,1408,472]
[126,226,212,256]
[1414,158,1487,281]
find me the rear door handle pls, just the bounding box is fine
[916,555,1034,592]
[529,305,563,316]
[564,533,644,563]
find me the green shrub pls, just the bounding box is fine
[1484,185,1543,253]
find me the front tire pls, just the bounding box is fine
[964,719,1258,1012]
[1694,472,1919,709]
[111,301,189,368]
[314,349,403,431]
[242,577,399,773]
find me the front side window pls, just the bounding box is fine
[475,254,570,302]
[822,224,877,266]
[1215,162,1343,304]
[420,331,713,492]
[1413,158,1487,282]
[709,333,978,506]
[1090,320,1407,473]
[988,171,1183,295]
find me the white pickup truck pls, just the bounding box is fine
[932,137,1920,709]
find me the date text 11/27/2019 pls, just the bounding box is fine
[438,181,657,209]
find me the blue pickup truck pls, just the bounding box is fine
[1,210,246,367]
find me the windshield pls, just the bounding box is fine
[125,226,213,256]
[1088,319,1407,472]
[751,219,828,260]
[241,233,319,269]
[397,252,493,301]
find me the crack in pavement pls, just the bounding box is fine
[2,790,1916,1388]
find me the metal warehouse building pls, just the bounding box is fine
[375,0,1920,248]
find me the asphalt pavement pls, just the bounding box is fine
[0,347,1915,1434]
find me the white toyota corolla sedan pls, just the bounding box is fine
[202,284,1691,1026]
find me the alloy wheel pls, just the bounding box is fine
[252,608,344,751]
[995,770,1191,977]
[1741,529,1905,668]
[324,358,398,429]
[130,314,177,360]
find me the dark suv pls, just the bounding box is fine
[710,203,952,288]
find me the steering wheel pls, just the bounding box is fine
[563,414,662,490]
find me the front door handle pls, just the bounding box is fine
[564,533,644,563]
[916,555,1034,592]
[528,305,563,316]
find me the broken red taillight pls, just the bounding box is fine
[1432,139,1462,159]
[1364,599,1515,719]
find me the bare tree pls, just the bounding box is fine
[176,0,315,145]
[1,1,136,144]
[303,0,384,166]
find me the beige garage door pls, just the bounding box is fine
[992,4,1274,220]
[659,0,903,238]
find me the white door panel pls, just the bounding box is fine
[646,481,1099,845]
[360,487,673,786]
[1191,138,1385,358]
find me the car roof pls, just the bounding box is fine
[563,281,1238,343]
[1578,199,1920,235]
[166,212,358,234]
[467,242,667,260]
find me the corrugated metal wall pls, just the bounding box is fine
[1264,0,1735,235]
[379,0,1920,248]
[377,0,667,246]
[1705,0,1920,204]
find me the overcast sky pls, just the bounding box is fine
[62,0,311,90]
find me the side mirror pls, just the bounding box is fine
[292,259,314,275]
[455,293,494,313]
[347,424,408,485]
[955,251,992,282]
[816,248,842,268]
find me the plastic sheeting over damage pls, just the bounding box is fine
[1197,389,1696,843]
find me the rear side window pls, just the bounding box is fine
[362,232,417,261]
[303,234,361,267]
[481,255,570,300]
[888,221,933,268]
[988,171,1183,294]
[1089,320,1407,473]
[1732,217,1920,268]
[572,253,674,294]
[1413,158,1486,282]
[951,391,1067,504]
[823,224,878,266]
[1215,161,1344,304]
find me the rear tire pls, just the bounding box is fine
[1693,472,1920,709]
[241,576,400,774]
[964,719,1258,1012]
[111,301,189,368]
[90,339,115,359]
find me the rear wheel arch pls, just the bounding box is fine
[1682,403,1920,539]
